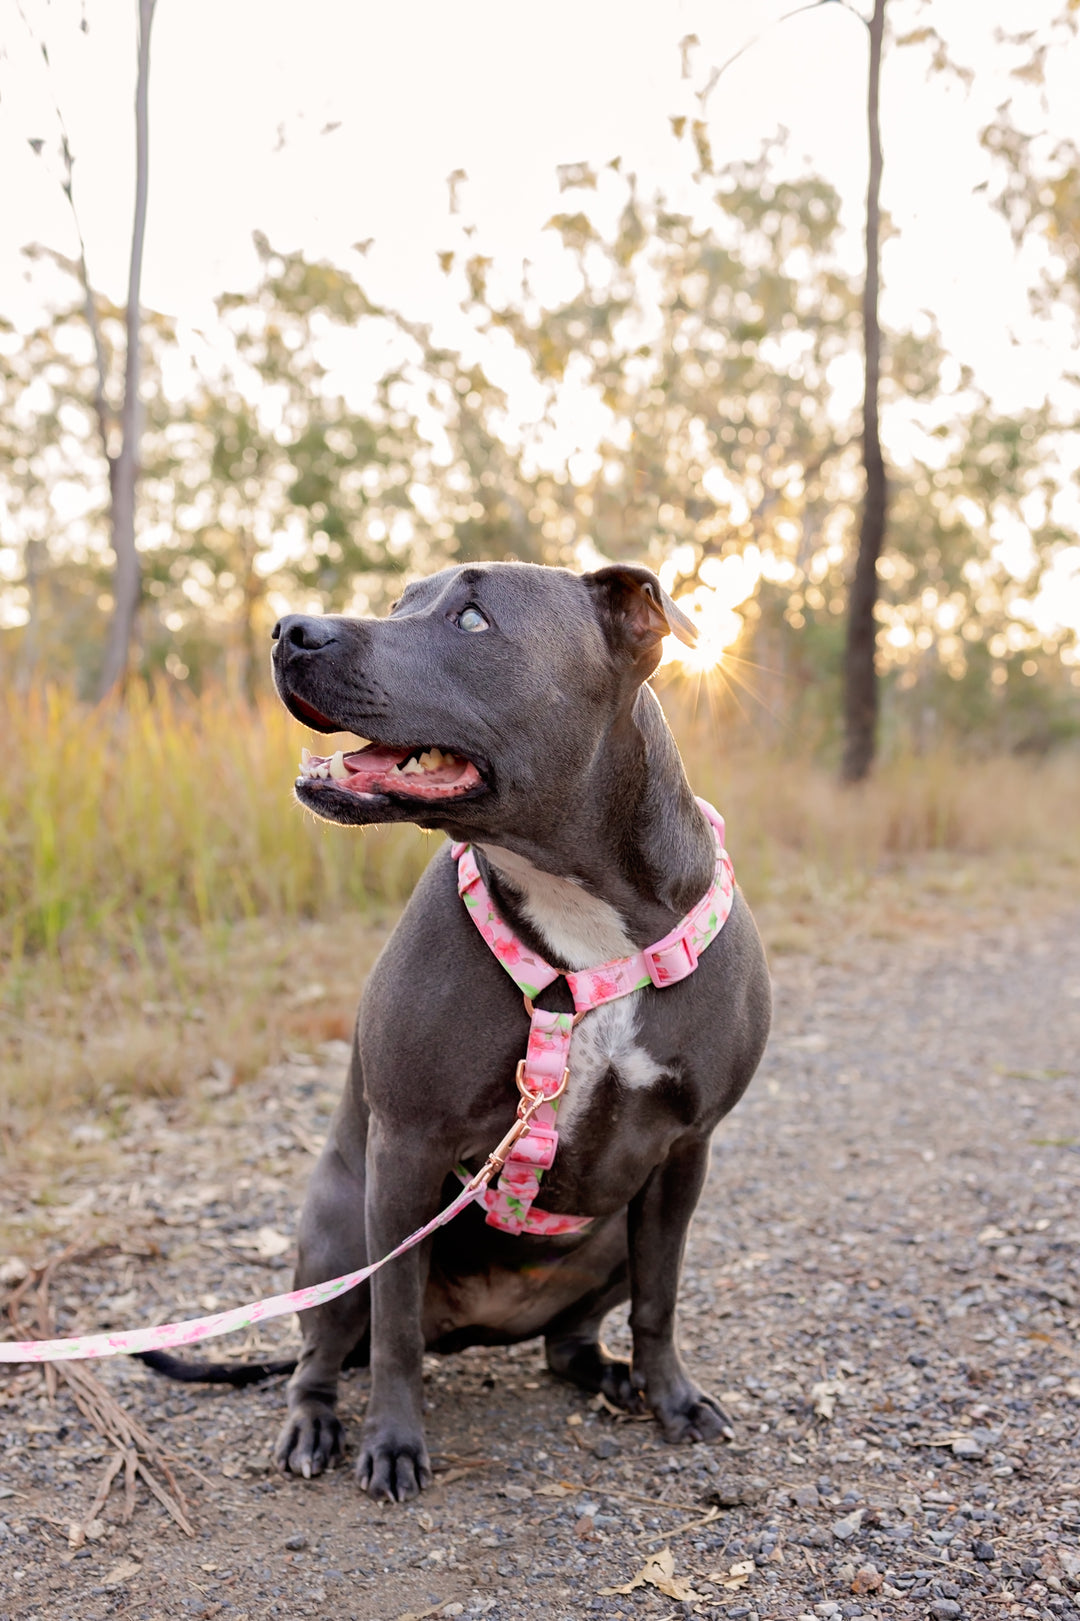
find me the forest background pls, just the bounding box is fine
[2,0,1080,1149]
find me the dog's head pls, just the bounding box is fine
[271,560,696,838]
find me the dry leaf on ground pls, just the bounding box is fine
[599,1545,699,1601]
[102,1559,143,1588]
[705,1558,756,1590]
[810,1376,844,1419]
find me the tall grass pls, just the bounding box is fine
[0,683,431,962]
[2,681,1079,964]
[2,679,1078,1155]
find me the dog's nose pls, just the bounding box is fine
[271,614,337,651]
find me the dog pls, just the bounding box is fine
[144,560,771,1503]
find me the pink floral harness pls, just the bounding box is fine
[452,799,735,1236]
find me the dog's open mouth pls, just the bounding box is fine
[297,741,484,801]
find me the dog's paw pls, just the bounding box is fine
[597,1357,649,1414]
[273,1399,343,1479]
[357,1425,432,1502]
[653,1386,734,1445]
[545,1336,647,1413]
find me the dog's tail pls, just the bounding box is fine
[136,1334,370,1387]
[136,1349,296,1386]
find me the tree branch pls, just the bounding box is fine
[697,0,866,114]
[13,0,115,477]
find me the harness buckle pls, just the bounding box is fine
[644,933,699,987]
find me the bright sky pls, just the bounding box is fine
[2,0,1079,654]
[2,0,1075,395]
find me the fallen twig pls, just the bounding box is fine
[8,1243,195,1540]
[74,1450,125,1542]
[640,1504,722,1545]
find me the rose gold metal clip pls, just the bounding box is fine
[464,1064,569,1193]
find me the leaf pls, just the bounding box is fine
[556,161,598,192]
[102,1559,143,1588]
[599,1546,699,1602]
[706,1558,755,1589]
[811,1377,845,1420]
[251,1226,291,1259]
[896,26,936,46]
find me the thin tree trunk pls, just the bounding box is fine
[98,0,156,700]
[841,0,887,783]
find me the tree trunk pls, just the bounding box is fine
[841,0,887,783]
[98,0,156,701]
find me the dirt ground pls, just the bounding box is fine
[1,899,1079,1621]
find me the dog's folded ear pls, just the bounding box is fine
[584,563,698,666]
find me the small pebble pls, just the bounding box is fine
[832,1509,865,1542]
[707,1474,769,1507]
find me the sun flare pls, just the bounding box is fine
[660,550,762,674]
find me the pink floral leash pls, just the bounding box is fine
[452,798,734,1234]
[0,801,733,1367]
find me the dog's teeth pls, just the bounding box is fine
[301,747,312,767]
[400,758,422,776]
[317,765,330,779]
[329,750,349,781]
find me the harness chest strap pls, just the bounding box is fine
[452,798,736,1235]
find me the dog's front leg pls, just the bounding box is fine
[358,1121,444,1502]
[628,1133,732,1444]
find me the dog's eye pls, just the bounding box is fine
[455,606,489,633]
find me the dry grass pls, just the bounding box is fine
[2,679,1079,1159]
[0,683,431,960]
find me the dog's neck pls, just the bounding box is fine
[477,685,715,966]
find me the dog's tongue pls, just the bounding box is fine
[298,743,482,799]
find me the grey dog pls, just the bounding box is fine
[142,560,771,1503]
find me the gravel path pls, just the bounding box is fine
[1,903,1079,1621]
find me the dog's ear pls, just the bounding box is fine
[584,563,698,666]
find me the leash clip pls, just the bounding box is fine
[465,1064,570,1192]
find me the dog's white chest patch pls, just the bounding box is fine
[478,843,634,966]
[478,844,665,1140]
[559,994,663,1141]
